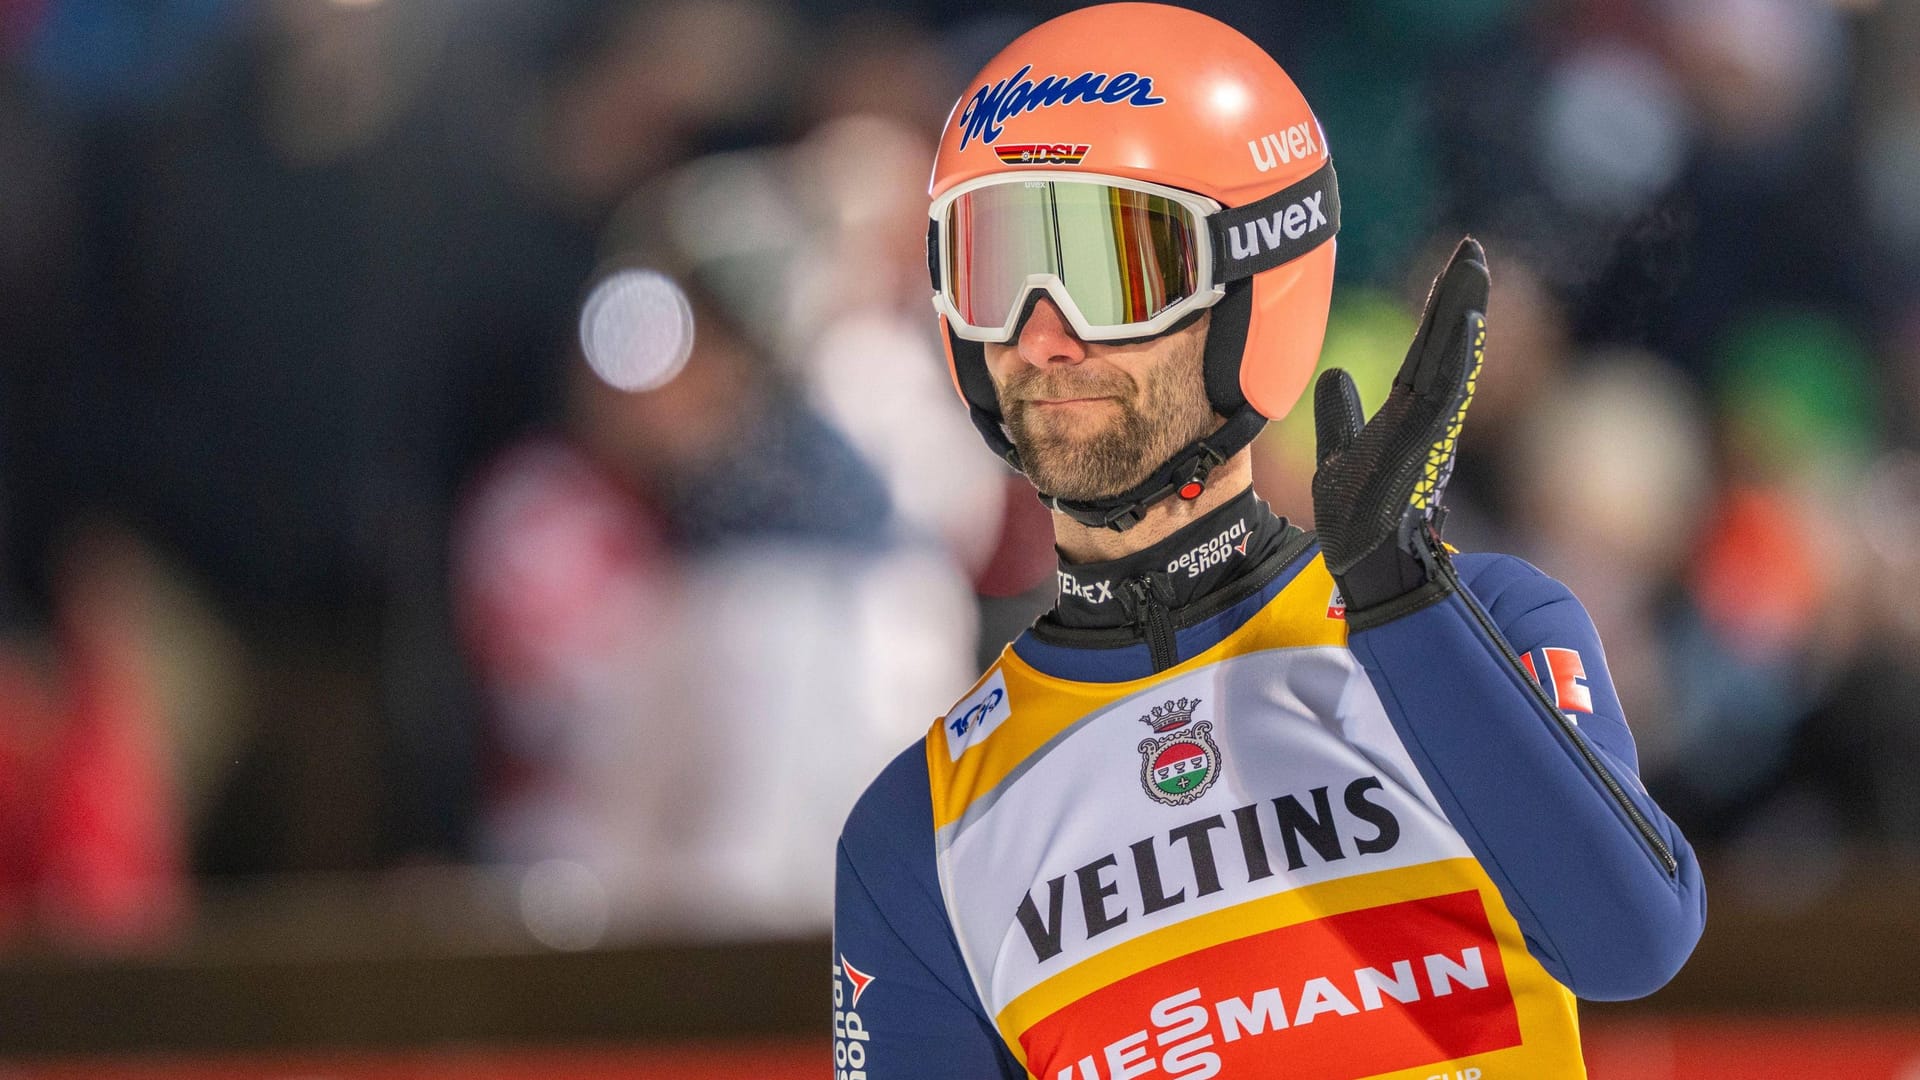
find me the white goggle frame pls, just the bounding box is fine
[928,171,1228,344]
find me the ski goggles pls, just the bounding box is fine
[928,160,1340,344]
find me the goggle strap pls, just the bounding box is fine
[1039,406,1270,531]
[1208,159,1340,284]
[926,218,942,292]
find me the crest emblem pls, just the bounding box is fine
[1135,697,1219,806]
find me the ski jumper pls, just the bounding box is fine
[834,492,1704,1079]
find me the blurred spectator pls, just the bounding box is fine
[453,159,976,937]
[784,117,1039,586]
[1856,0,1920,324]
[0,527,187,951]
[2,0,810,882]
[1253,287,1415,525]
[89,0,595,876]
[1806,451,1920,850]
[1506,351,1712,765]
[539,0,798,209]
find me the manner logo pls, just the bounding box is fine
[958,65,1165,149]
[945,670,1012,760]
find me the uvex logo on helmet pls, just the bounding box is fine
[1248,121,1319,173]
[957,64,1165,150]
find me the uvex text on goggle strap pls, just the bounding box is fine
[929,159,1339,343]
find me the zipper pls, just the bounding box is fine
[1423,532,1680,877]
[1123,576,1179,674]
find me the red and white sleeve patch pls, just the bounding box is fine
[840,954,876,1008]
[1518,648,1593,716]
[834,955,875,1078]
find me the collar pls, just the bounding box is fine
[1048,487,1293,631]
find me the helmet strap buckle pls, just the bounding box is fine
[1036,411,1260,532]
[1176,447,1223,502]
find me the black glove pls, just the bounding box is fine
[1311,236,1489,629]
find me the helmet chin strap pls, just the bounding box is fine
[955,270,1268,533]
[970,403,1268,531]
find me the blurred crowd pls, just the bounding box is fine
[0,0,1915,953]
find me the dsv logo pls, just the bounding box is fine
[1058,570,1115,604]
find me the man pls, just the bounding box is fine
[833,6,1705,1078]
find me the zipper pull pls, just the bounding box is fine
[1121,575,1162,628]
[1123,574,1179,673]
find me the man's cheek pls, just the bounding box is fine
[983,346,1025,390]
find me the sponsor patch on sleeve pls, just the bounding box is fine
[1519,647,1593,718]
[833,955,874,1078]
[945,669,1012,760]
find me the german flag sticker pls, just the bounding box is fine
[994,143,1091,166]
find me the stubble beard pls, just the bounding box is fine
[998,334,1216,502]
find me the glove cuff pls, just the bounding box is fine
[1333,530,1457,632]
[1343,575,1453,632]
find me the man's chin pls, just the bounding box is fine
[1009,411,1164,502]
[1037,482,1138,503]
[1022,451,1154,503]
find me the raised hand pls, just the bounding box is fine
[1311,237,1489,623]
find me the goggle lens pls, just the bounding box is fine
[942,180,1203,336]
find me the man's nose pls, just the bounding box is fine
[1016,296,1089,368]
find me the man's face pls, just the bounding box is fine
[985,297,1216,501]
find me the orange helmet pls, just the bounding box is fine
[928,2,1339,529]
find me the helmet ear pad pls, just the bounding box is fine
[1202,279,1252,419]
[940,315,1020,466]
[944,315,998,419]
[1239,240,1337,422]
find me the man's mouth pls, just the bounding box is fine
[1027,396,1114,408]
